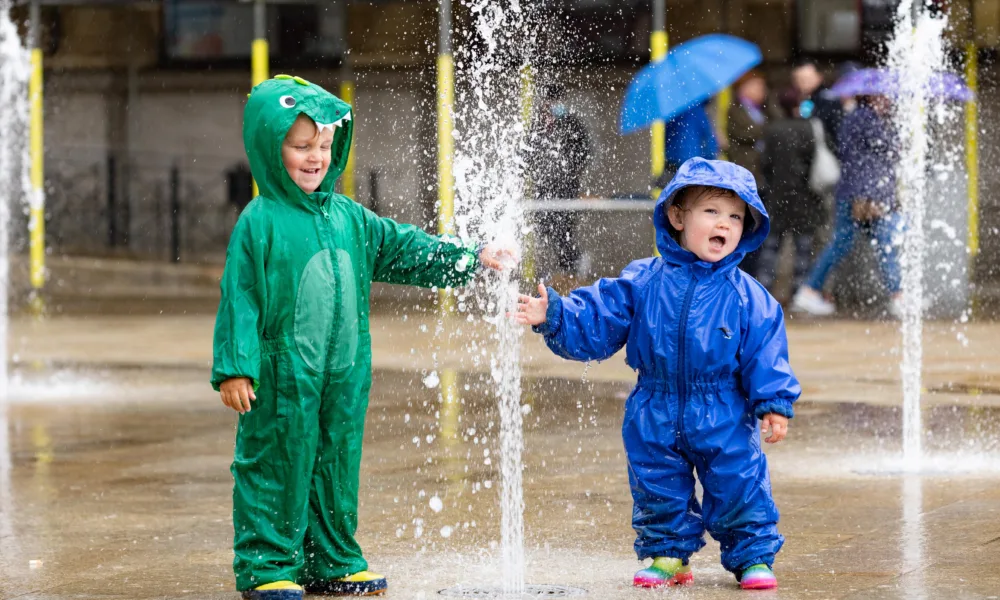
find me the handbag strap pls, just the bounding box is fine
[810,118,826,147]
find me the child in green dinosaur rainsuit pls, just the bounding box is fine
[211,75,513,600]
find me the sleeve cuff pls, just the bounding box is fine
[211,373,260,393]
[531,287,563,337]
[754,399,794,420]
[463,240,482,273]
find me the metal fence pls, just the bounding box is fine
[36,148,245,263]
[32,152,658,270]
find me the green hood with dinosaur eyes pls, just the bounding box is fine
[243,74,353,208]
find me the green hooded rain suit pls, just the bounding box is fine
[211,75,479,591]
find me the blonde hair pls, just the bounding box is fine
[674,185,740,210]
[667,185,747,241]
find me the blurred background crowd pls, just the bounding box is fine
[8,0,999,317]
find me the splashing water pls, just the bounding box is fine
[0,0,27,402]
[451,1,535,594]
[886,1,950,470]
[0,0,29,569]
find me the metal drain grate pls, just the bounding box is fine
[438,584,587,597]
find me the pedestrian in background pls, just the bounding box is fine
[727,71,768,193]
[653,102,718,189]
[728,71,769,275]
[526,82,593,279]
[756,88,825,298]
[792,94,904,318]
[791,58,844,154]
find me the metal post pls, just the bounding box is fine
[28,0,45,314]
[107,152,116,247]
[716,86,731,159]
[435,0,460,450]
[170,164,180,263]
[965,6,980,278]
[338,0,356,199]
[650,0,667,190]
[368,169,380,215]
[251,0,268,198]
[124,62,139,248]
[715,0,730,158]
[252,0,267,86]
[649,0,667,257]
[437,0,455,313]
[520,62,535,284]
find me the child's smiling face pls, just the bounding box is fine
[667,187,746,263]
[282,114,334,194]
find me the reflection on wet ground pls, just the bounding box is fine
[2,367,1000,599]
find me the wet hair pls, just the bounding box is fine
[792,56,819,70]
[735,69,764,88]
[674,185,741,210]
[667,185,749,242]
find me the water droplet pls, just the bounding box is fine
[423,371,440,388]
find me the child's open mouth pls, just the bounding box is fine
[710,235,727,248]
[302,168,321,176]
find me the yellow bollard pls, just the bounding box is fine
[716,86,732,160]
[251,39,268,87]
[28,45,44,315]
[250,2,268,198]
[649,30,668,188]
[437,52,456,315]
[965,42,979,260]
[340,80,356,198]
[649,29,668,258]
[520,64,535,283]
[438,369,460,441]
[965,41,979,315]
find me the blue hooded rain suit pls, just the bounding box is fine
[532,158,800,574]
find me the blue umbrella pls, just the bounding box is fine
[828,68,973,101]
[619,34,762,134]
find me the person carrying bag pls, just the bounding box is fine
[807,117,840,195]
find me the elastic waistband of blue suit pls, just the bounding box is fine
[635,374,740,394]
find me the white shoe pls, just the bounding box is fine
[889,294,929,319]
[791,287,836,316]
[889,295,904,320]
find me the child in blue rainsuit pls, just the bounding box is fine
[515,158,800,590]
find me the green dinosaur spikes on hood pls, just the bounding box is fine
[243,74,353,209]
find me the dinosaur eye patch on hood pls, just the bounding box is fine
[243,74,354,207]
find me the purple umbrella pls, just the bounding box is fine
[828,68,973,102]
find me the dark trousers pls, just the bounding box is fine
[754,228,815,293]
[536,211,580,274]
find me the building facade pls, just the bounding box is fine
[16,0,1000,306]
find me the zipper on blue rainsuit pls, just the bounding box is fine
[676,272,698,447]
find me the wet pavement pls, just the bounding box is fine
[2,314,1000,599]
[8,314,1000,408]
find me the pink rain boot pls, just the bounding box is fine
[633,557,693,588]
[739,564,778,590]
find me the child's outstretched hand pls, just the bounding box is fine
[479,243,520,271]
[512,283,548,326]
[220,377,256,414]
[761,413,788,444]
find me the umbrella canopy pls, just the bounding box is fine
[828,67,973,102]
[620,34,762,134]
